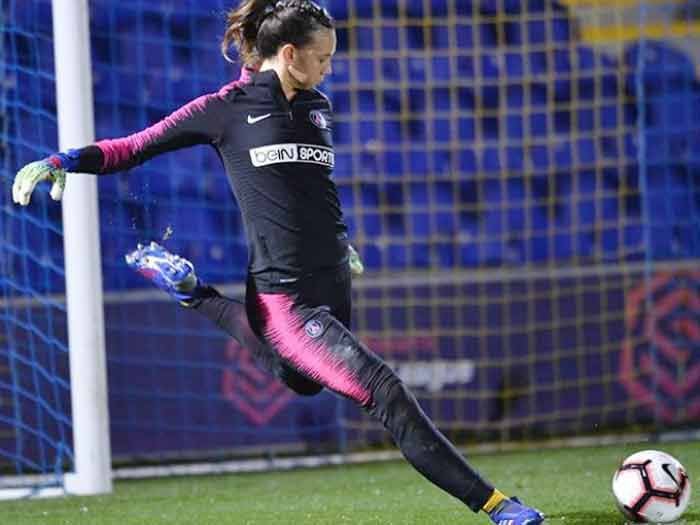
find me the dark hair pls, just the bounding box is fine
[222,0,334,65]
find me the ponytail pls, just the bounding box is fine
[222,0,334,65]
[221,0,275,65]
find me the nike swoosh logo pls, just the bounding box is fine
[247,113,272,124]
[662,463,679,487]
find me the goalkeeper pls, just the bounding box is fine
[12,1,544,523]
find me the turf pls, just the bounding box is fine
[2,441,697,524]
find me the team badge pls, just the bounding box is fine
[309,110,328,130]
[304,319,324,338]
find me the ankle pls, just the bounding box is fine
[483,489,508,514]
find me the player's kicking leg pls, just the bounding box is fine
[124,241,201,304]
[124,242,324,397]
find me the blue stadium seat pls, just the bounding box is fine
[552,138,573,169]
[600,104,619,130]
[349,58,372,84]
[410,242,432,269]
[529,111,548,137]
[506,146,525,172]
[361,243,382,271]
[506,113,524,140]
[411,212,431,239]
[432,87,451,112]
[432,56,452,81]
[477,178,527,265]
[478,0,575,46]
[383,121,402,145]
[409,182,429,208]
[530,144,550,172]
[643,84,700,165]
[402,57,424,83]
[407,151,429,176]
[384,183,406,237]
[573,49,619,103]
[480,116,499,140]
[356,27,373,51]
[505,84,526,118]
[327,0,350,20]
[428,0,448,16]
[402,24,426,51]
[625,40,697,96]
[384,150,404,176]
[455,23,474,49]
[431,24,450,50]
[387,243,408,269]
[481,146,501,173]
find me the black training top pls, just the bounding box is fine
[71,70,349,289]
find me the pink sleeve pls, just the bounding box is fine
[95,69,254,173]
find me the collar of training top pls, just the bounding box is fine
[251,69,320,108]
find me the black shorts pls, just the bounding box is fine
[245,265,380,406]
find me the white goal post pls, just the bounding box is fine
[51,0,111,496]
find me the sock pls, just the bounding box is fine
[176,273,198,292]
[177,276,202,307]
[482,489,507,514]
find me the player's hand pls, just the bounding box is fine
[348,244,364,276]
[12,160,66,206]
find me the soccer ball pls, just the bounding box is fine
[612,450,691,523]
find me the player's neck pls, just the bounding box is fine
[259,62,299,101]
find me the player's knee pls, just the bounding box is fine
[280,366,324,396]
[288,380,324,397]
[366,366,416,425]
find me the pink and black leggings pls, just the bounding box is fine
[191,266,494,512]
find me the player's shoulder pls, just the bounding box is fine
[307,88,332,109]
[216,79,247,103]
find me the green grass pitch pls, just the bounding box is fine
[2,441,697,524]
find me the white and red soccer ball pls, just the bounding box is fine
[612,450,691,523]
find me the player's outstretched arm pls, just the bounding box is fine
[11,82,242,207]
[11,67,257,207]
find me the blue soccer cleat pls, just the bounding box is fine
[125,241,200,303]
[489,497,545,525]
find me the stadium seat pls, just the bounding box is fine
[410,242,432,269]
[361,243,382,270]
[624,39,697,96]
[411,212,431,239]
[506,113,524,140]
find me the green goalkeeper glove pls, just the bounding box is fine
[348,244,364,276]
[12,159,66,206]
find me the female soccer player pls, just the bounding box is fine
[12,1,544,523]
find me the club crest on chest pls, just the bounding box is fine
[309,109,329,130]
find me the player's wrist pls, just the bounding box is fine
[47,148,81,172]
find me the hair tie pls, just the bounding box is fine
[258,3,277,30]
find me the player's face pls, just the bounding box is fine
[293,28,336,89]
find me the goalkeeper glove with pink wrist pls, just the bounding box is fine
[12,149,80,206]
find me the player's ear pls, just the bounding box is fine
[280,43,295,65]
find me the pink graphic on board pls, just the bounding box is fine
[220,339,294,426]
[621,271,700,423]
